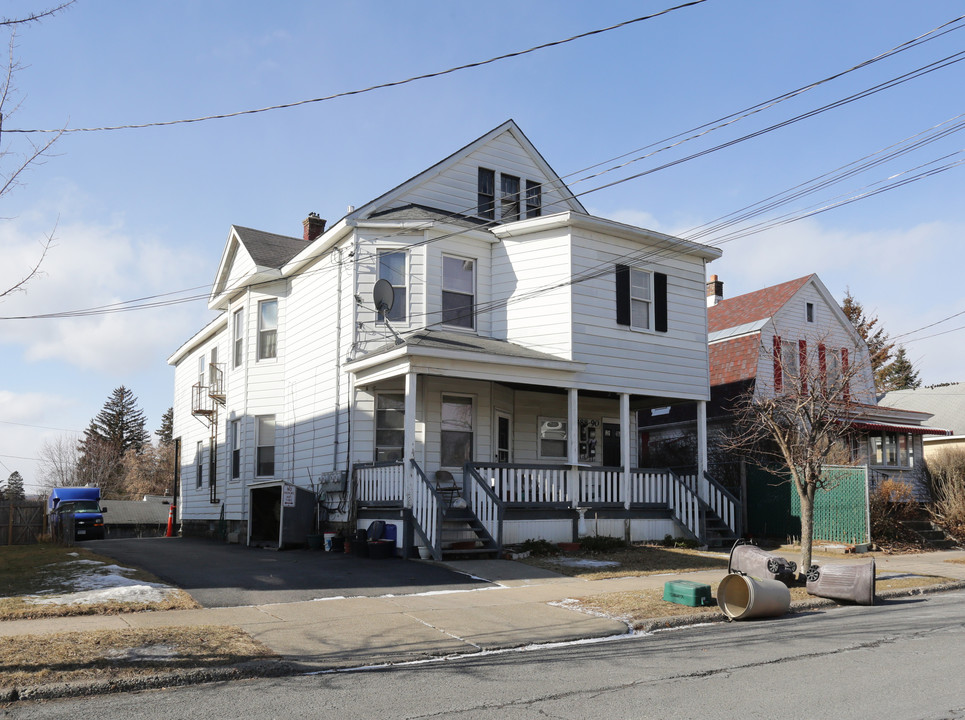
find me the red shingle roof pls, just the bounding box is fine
[708,275,813,333]
[710,334,761,385]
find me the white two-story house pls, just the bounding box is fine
[167,120,731,558]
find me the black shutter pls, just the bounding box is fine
[654,272,668,333]
[615,265,630,326]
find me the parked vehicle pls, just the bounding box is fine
[48,487,107,541]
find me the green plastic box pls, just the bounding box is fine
[662,580,714,607]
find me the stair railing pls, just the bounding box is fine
[411,460,444,560]
[699,471,742,536]
[464,463,505,551]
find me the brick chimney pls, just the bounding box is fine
[303,212,326,242]
[706,274,723,307]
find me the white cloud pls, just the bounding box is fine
[0,209,212,373]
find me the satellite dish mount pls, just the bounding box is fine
[372,279,404,345]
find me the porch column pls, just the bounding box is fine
[620,393,630,510]
[697,399,708,479]
[567,388,579,509]
[404,372,417,508]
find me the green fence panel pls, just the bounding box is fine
[789,465,869,544]
[747,465,868,544]
[745,466,797,540]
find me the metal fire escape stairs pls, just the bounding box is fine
[191,363,226,504]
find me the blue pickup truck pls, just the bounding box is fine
[48,487,107,541]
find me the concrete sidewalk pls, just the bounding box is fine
[3,549,965,673]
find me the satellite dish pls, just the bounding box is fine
[373,279,395,315]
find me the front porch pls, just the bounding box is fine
[352,461,740,560]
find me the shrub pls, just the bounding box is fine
[517,538,559,556]
[926,448,965,541]
[869,479,921,545]
[578,535,626,553]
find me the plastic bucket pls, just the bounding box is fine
[323,532,336,552]
[717,573,791,620]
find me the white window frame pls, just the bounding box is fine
[629,268,653,331]
[257,299,278,361]
[195,440,204,489]
[232,308,244,369]
[538,416,568,460]
[441,255,475,330]
[375,393,405,462]
[440,394,474,468]
[806,302,815,323]
[255,415,276,477]
[781,339,800,379]
[378,250,408,324]
[525,180,542,219]
[230,419,241,480]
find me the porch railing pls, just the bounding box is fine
[464,463,505,549]
[353,461,405,504]
[411,461,444,561]
[668,474,701,540]
[473,463,570,505]
[577,467,622,504]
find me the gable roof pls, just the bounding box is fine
[233,226,311,269]
[879,382,965,435]
[708,275,813,334]
[351,119,587,221]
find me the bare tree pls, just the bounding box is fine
[726,337,866,576]
[119,442,176,499]
[0,5,73,299]
[37,434,81,493]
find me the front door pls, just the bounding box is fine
[602,422,621,467]
[495,411,512,463]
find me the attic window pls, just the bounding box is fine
[477,168,495,220]
[501,174,520,221]
[806,302,814,323]
[526,180,542,218]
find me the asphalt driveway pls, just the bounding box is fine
[85,536,492,607]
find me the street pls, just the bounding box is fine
[8,590,965,719]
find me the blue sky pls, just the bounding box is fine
[2,1,964,494]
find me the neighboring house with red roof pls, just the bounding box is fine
[641,274,949,512]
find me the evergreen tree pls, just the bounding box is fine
[156,407,174,446]
[77,386,150,497]
[879,345,922,392]
[5,471,26,501]
[842,289,895,389]
[84,386,150,455]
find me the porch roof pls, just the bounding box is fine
[345,329,583,382]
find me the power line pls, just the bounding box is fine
[6,1,709,135]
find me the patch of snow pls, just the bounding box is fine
[25,558,177,606]
[105,644,180,662]
[556,558,620,568]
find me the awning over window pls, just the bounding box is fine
[848,421,951,436]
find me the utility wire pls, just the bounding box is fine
[6,1,709,135]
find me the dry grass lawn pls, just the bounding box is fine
[520,544,729,580]
[0,625,277,690]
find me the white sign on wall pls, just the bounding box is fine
[282,484,296,508]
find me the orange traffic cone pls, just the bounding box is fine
[166,504,175,537]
